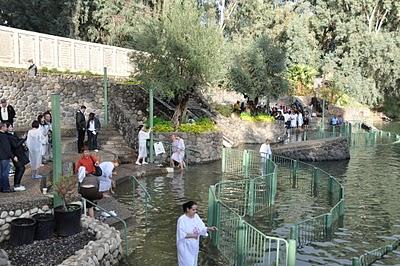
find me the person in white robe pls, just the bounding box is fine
[26,120,44,179]
[290,112,297,129]
[171,134,185,170]
[136,126,151,165]
[176,201,217,266]
[259,139,272,176]
[297,112,304,128]
[259,139,272,160]
[98,160,120,194]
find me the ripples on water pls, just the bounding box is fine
[115,123,400,265]
[114,162,224,266]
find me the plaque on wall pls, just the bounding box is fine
[18,33,35,65]
[0,31,15,64]
[58,40,72,69]
[75,43,89,70]
[39,37,55,67]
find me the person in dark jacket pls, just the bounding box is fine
[6,123,29,191]
[0,122,16,192]
[0,99,16,125]
[75,105,86,153]
[87,112,101,151]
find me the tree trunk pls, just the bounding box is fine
[172,94,190,129]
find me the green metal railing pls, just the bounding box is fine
[81,197,128,260]
[352,238,400,266]
[131,176,152,225]
[209,148,295,265]
[208,183,296,266]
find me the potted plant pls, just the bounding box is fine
[53,175,82,237]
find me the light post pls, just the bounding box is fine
[103,67,109,126]
[149,87,154,163]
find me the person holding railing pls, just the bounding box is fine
[171,134,185,171]
[176,201,217,266]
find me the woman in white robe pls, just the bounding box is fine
[171,134,185,170]
[136,126,151,165]
[176,201,217,266]
[26,120,44,179]
[98,160,120,194]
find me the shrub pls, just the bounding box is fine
[240,112,275,122]
[150,117,217,133]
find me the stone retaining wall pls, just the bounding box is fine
[0,204,52,242]
[60,216,122,266]
[154,132,222,164]
[273,137,350,161]
[0,70,105,127]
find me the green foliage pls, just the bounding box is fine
[229,35,288,100]
[151,117,217,133]
[240,112,275,123]
[287,65,317,96]
[130,0,226,126]
[382,95,400,119]
[178,118,217,134]
[214,104,232,117]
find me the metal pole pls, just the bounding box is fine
[322,98,325,131]
[288,239,297,266]
[51,93,62,207]
[103,67,109,126]
[149,87,154,163]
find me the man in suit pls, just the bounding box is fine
[0,99,16,125]
[76,105,86,153]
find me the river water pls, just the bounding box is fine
[114,122,400,265]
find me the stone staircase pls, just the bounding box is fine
[60,127,136,164]
[98,128,136,164]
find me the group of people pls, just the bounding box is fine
[0,98,54,192]
[136,125,186,171]
[75,146,120,218]
[76,105,101,153]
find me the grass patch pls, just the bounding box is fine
[240,112,275,122]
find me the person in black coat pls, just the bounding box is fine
[75,105,87,153]
[0,122,16,192]
[0,99,16,125]
[87,112,101,151]
[6,123,29,191]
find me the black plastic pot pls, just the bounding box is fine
[32,213,55,240]
[54,204,82,237]
[10,218,36,246]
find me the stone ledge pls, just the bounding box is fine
[59,216,122,266]
[273,137,350,161]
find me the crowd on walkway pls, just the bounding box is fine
[0,98,53,192]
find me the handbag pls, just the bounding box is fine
[90,156,103,176]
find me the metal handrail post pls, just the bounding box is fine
[103,67,109,126]
[352,257,361,266]
[51,93,62,207]
[287,239,297,266]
